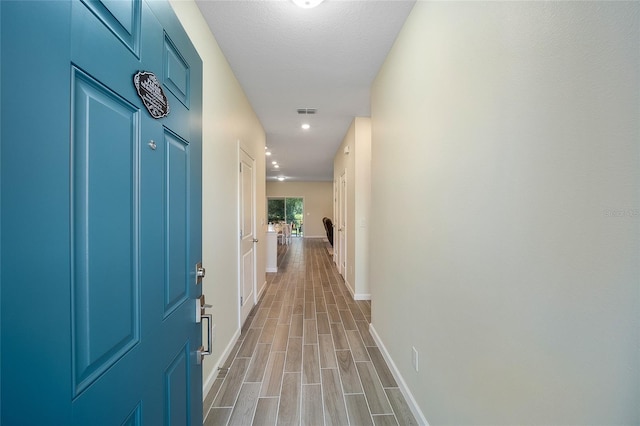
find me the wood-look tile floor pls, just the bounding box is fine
[203,238,418,426]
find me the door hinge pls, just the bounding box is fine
[240,296,243,306]
[240,163,242,173]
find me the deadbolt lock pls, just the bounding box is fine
[196,262,206,284]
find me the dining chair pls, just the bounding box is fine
[279,223,292,245]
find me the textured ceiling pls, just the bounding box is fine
[196,0,416,181]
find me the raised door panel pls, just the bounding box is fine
[79,0,141,56]
[164,129,190,317]
[164,343,191,426]
[163,33,190,107]
[122,404,142,426]
[71,67,141,396]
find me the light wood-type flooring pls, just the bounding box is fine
[203,238,418,425]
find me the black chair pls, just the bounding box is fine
[322,217,334,246]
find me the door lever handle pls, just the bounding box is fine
[197,313,212,364]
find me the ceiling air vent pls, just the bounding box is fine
[297,108,317,115]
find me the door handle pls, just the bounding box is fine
[253,238,259,243]
[197,313,212,364]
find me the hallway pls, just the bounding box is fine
[203,238,417,425]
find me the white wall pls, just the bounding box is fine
[371,2,639,424]
[266,181,333,238]
[170,0,266,398]
[334,117,372,299]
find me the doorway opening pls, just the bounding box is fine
[267,197,304,237]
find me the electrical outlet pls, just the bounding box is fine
[412,346,419,372]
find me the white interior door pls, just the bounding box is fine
[338,171,347,277]
[331,180,340,265]
[239,148,256,326]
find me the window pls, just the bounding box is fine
[267,197,304,236]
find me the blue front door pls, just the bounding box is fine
[1,1,203,424]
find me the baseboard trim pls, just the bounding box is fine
[202,328,241,401]
[257,280,268,299]
[266,267,277,273]
[302,235,325,239]
[343,278,356,300]
[369,323,429,426]
[342,280,370,301]
[339,276,369,301]
[354,293,371,301]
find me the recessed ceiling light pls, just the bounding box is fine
[277,177,285,181]
[266,151,272,156]
[272,161,277,165]
[301,123,310,130]
[292,0,324,8]
[274,165,280,169]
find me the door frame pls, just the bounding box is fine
[338,170,347,277]
[237,143,257,328]
[331,178,340,266]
